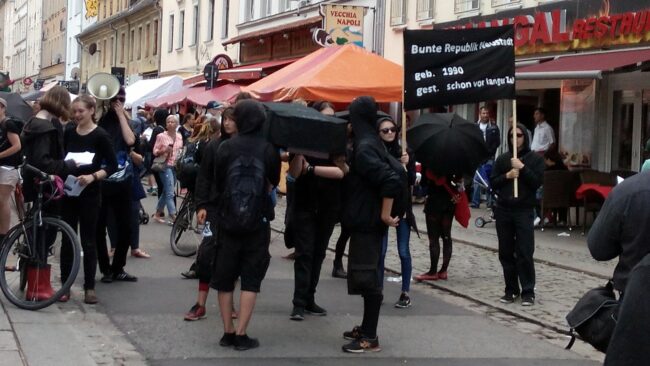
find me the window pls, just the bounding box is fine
[492,0,520,6]
[75,0,82,15]
[109,0,113,16]
[109,36,114,66]
[244,0,253,22]
[145,24,150,57]
[454,0,479,13]
[137,26,142,59]
[76,42,81,62]
[260,0,271,17]
[153,20,158,55]
[221,0,229,39]
[102,39,107,67]
[207,0,215,41]
[390,0,407,26]
[416,0,435,20]
[191,5,198,45]
[120,32,125,63]
[178,10,185,48]
[168,14,174,52]
[278,0,291,12]
[130,29,135,60]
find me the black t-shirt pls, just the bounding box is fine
[291,156,342,215]
[64,126,118,196]
[0,118,22,167]
[179,126,192,145]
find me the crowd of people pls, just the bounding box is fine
[0,85,646,360]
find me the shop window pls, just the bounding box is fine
[416,0,434,21]
[560,80,596,169]
[391,0,407,26]
[454,0,479,13]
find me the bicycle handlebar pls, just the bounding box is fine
[22,163,50,181]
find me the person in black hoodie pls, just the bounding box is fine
[490,123,544,306]
[341,96,401,353]
[205,100,280,351]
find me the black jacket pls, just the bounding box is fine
[483,122,501,158]
[341,97,402,232]
[194,121,236,212]
[588,171,650,292]
[21,116,76,201]
[490,123,544,209]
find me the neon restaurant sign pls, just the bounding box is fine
[440,1,650,55]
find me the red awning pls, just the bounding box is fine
[516,48,650,80]
[145,87,191,108]
[186,83,242,106]
[182,58,298,86]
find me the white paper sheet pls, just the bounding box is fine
[64,152,95,166]
[64,175,86,197]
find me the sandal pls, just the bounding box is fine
[131,249,151,258]
[153,215,166,224]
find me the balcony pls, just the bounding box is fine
[454,0,479,13]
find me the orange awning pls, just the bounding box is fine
[243,44,404,103]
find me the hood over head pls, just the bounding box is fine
[376,115,401,157]
[233,99,265,135]
[349,96,379,141]
[507,122,531,155]
[21,116,57,142]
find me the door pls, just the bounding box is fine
[640,90,650,170]
[611,90,635,171]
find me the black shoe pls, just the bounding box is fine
[343,326,363,340]
[100,272,113,283]
[290,306,305,321]
[233,334,259,351]
[305,303,327,316]
[342,336,381,353]
[112,271,138,282]
[521,295,535,306]
[181,269,198,279]
[219,332,236,347]
[499,293,519,304]
[394,293,411,309]
[332,266,347,279]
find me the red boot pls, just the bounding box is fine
[25,265,55,301]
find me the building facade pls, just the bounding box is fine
[4,0,43,92]
[66,0,98,83]
[41,0,68,83]
[385,0,650,173]
[77,0,161,88]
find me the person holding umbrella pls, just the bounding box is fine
[490,123,544,306]
[340,96,401,353]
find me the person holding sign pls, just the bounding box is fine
[489,123,544,306]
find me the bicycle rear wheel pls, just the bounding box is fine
[0,217,81,311]
[170,198,202,257]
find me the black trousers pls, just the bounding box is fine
[334,226,350,265]
[292,210,337,308]
[61,193,101,290]
[494,206,536,297]
[96,182,132,275]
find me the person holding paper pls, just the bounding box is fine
[61,95,117,304]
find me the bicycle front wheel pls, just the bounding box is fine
[170,201,202,257]
[0,217,81,311]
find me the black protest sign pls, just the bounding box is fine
[403,26,515,111]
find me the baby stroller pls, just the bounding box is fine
[473,164,497,228]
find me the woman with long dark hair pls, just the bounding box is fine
[61,95,117,303]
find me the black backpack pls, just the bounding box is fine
[218,146,267,233]
[565,280,619,353]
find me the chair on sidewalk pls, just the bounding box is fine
[579,170,617,235]
[540,170,577,231]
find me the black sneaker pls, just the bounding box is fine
[343,326,363,340]
[521,295,535,306]
[219,332,236,347]
[100,272,113,283]
[332,266,347,279]
[290,306,305,321]
[233,334,259,351]
[394,293,411,309]
[305,303,327,316]
[181,269,197,279]
[112,271,138,282]
[342,336,381,353]
[499,293,519,304]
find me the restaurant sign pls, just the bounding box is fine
[321,5,364,47]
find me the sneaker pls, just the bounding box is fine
[184,304,207,321]
[332,266,347,279]
[394,293,411,309]
[305,303,327,316]
[290,306,305,321]
[499,293,519,304]
[147,187,157,194]
[181,269,198,279]
[342,336,381,353]
[521,295,535,306]
[100,272,113,283]
[219,332,235,347]
[84,289,98,304]
[233,334,260,351]
[343,326,363,340]
[112,271,138,282]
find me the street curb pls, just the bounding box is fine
[0,299,28,366]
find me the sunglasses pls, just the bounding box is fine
[511,133,524,138]
[380,127,397,134]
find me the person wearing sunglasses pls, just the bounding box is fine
[490,123,544,307]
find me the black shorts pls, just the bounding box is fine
[210,225,271,293]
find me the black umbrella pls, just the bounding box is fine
[407,113,490,176]
[264,102,348,158]
[0,92,33,122]
[334,109,391,121]
[20,90,43,102]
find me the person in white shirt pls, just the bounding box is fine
[530,108,555,154]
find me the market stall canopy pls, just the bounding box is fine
[125,76,183,109]
[243,44,403,103]
[187,83,242,107]
[145,86,192,108]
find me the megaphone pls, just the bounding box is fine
[87,72,121,101]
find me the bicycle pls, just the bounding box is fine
[169,191,203,257]
[0,164,82,310]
